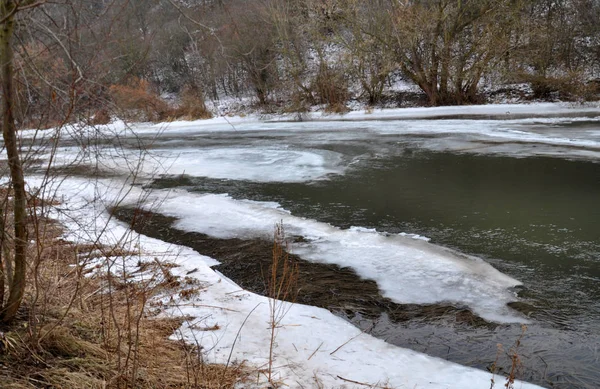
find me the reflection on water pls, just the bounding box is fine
[150,150,600,389]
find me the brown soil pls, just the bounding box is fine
[113,207,492,328]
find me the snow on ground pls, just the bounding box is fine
[25,176,542,389]
[314,102,600,120]
[17,102,600,140]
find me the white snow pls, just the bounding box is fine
[22,176,542,389]
[32,144,345,183]
[17,102,600,139]
[14,104,600,183]
[15,104,600,189]
[311,102,600,120]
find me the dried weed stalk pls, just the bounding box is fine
[267,221,299,385]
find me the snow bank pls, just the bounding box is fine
[308,102,600,121]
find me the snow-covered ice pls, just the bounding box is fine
[133,146,345,182]
[16,104,600,180]
[17,102,600,138]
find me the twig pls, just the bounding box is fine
[222,115,238,131]
[224,303,262,373]
[336,375,390,388]
[330,323,375,356]
[225,289,246,295]
[167,303,239,312]
[307,341,323,360]
[337,375,375,387]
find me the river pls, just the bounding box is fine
[21,108,600,388]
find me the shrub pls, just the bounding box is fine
[171,87,213,120]
[313,63,349,112]
[519,72,590,101]
[109,78,169,122]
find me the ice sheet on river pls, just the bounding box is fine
[27,114,600,187]
[31,144,345,183]
[144,146,345,182]
[143,189,526,323]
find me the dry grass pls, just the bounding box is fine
[109,79,212,123]
[109,78,170,122]
[0,192,249,388]
[169,87,213,121]
[266,222,299,384]
[488,325,527,389]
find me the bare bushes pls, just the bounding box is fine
[518,73,598,101]
[13,42,72,130]
[313,62,349,113]
[109,78,170,122]
[109,79,212,122]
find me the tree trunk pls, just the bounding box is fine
[0,0,28,323]
[0,210,4,307]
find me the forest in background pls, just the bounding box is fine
[9,0,600,125]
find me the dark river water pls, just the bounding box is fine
[148,148,600,389]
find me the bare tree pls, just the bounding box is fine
[0,0,44,323]
[371,0,522,105]
[0,0,116,323]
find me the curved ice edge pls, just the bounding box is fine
[173,258,542,389]
[331,225,526,324]
[299,224,521,289]
[138,189,529,324]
